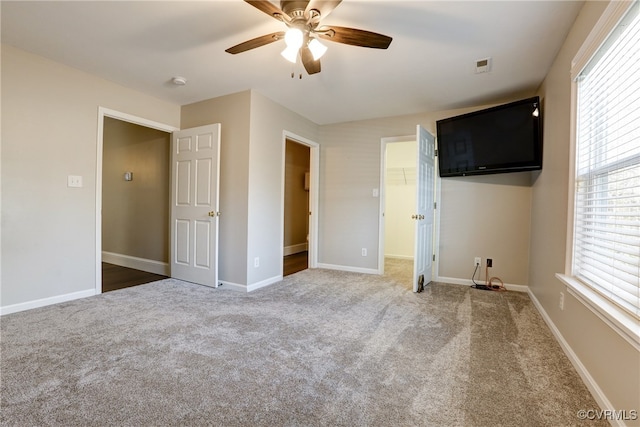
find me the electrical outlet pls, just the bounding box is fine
[487,258,493,268]
[67,175,83,188]
[559,292,565,310]
[362,248,367,257]
[254,257,260,268]
[474,257,481,267]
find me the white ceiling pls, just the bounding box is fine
[1,0,584,125]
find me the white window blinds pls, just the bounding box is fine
[574,0,640,318]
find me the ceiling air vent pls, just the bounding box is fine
[475,57,492,74]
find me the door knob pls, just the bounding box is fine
[208,211,220,217]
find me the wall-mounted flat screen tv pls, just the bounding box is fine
[436,96,542,177]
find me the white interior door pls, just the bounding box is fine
[413,125,436,292]
[170,124,221,287]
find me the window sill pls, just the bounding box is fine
[555,273,640,351]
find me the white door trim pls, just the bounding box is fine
[95,107,178,294]
[433,139,442,283]
[281,131,320,271]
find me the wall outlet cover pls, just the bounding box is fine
[67,175,83,188]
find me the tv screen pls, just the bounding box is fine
[436,96,542,177]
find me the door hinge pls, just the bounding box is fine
[433,254,436,261]
[434,202,437,209]
[434,149,438,157]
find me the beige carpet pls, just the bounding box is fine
[383,257,414,290]
[1,267,606,426]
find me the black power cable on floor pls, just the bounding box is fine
[471,264,490,290]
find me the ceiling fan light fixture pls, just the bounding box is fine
[226,1,393,75]
[308,38,327,60]
[281,45,299,63]
[284,28,303,49]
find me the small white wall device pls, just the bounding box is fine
[124,172,133,181]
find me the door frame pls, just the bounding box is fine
[378,134,440,279]
[95,107,178,294]
[281,131,319,270]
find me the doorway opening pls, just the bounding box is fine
[283,139,310,276]
[381,139,416,289]
[96,108,178,293]
[101,117,170,291]
[378,127,437,292]
[281,131,319,277]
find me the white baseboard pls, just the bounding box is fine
[436,275,529,293]
[0,289,96,316]
[527,290,623,426]
[218,275,283,293]
[247,275,283,292]
[102,251,169,276]
[217,280,247,292]
[284,243,308,256]
[316,263,379,275]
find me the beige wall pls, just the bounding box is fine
[0,46,534,300]
[1,44,180,309]
[319,108,535,283]
[181,91,252,286]
[531,0,640,417]
[284,140,310,251]
[102,117,170,263]
[181,90,319,288]
[439,172,532,285]
[247,91,318,285]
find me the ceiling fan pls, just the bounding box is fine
[225,0,393,75]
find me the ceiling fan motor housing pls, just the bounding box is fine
[226,0,392,75]
[281,1,314,19]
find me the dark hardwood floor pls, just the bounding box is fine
[284,251,308,276]
[102,263,167,293]
[103,252,306,292]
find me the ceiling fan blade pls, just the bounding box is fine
[301,46,321,75]
[245,0,291,22]
[305,0,341,21]
[317,26,392,49]
[225,32,285,54]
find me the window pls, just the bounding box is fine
[559,0,640,347]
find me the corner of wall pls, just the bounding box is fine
[528,0,639,419]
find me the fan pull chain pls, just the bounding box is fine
[289,60,303,79]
